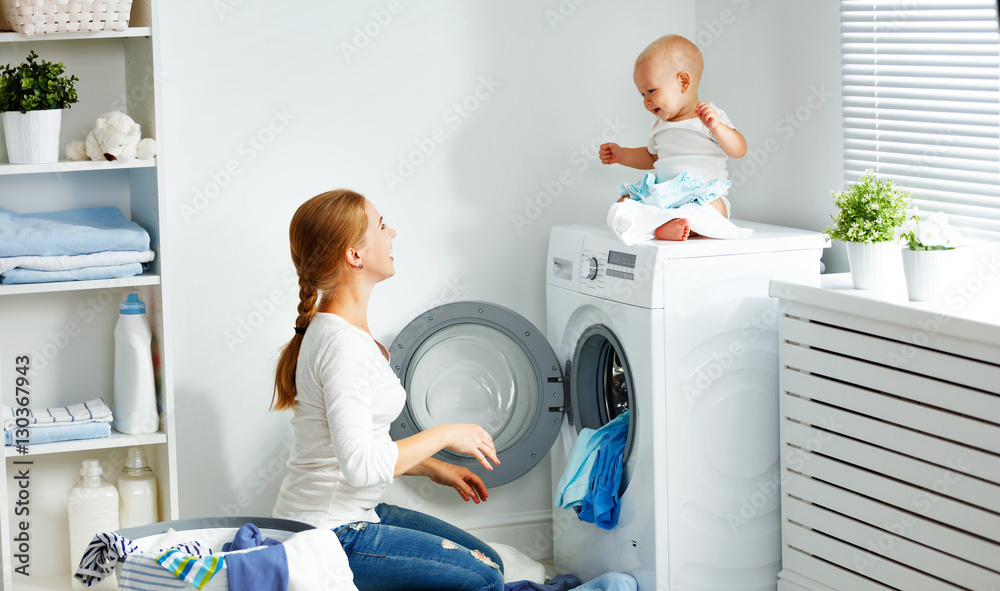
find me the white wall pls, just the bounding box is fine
[693,0,845,271]
[157,0,701,552]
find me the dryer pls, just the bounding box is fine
[389,221,827,591]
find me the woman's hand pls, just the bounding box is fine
[445,423,500,471]
[426,460,490,503]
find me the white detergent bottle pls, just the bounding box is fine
[113,289,158,434]
[68,459,119,590]
[118,446,158,528]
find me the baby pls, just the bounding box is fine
[600,34,746,241]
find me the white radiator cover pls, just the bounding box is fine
[770,274,1000,591]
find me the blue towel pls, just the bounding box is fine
[223,524,288,591]
[577,418,628,530]
[555,413,630,511]
[577,573,637,591]
[0,262,146,284]
[222,523,281,551]
[0,206,150,257]
[506,574,583,591]
[5,421,111,446]
[618,171,730,210]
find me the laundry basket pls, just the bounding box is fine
[112,516,314,590]
[0,0,133,35]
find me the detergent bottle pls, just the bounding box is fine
[113,289,158,434]
[67,459,119,590]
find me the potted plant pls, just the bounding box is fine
[0,50,79,164]
[896,207,963,301]
[824,169,910,289]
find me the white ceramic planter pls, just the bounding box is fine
[2,109,63,164]
[845,241,900,290]
[901,248,959,302]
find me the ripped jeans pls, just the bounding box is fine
[334,503,504,591]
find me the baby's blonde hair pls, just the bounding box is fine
[635,35,704,83]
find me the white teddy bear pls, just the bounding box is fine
[65,111,157,162]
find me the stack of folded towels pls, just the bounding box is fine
[0,206,154,285]
[3,397,113,446]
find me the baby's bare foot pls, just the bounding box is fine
[654,218,691,241]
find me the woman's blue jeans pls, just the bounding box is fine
[334,503,505,591]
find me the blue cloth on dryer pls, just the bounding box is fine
[0,262,146,284]
[555,412,629,511]
[576,414,628,529]
[0,206,150,257]
[617,171,730,210]
[222,524,288,591]
[576,572,637,591]
[505,573,583,591]
[5,421,111,446]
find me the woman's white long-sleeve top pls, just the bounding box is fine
[273,313,405,528]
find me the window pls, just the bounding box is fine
[841,1,1000,241]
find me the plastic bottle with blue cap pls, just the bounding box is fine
[113,289,158,434]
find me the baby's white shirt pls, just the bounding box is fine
[273,313,405,529]
[647,102,735,184]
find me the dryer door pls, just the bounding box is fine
[390,301,564,488]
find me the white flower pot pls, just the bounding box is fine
[901,248,959,302]
[845,241,900,290]
[2,109,63,164]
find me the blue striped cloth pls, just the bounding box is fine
[156,548,225,590]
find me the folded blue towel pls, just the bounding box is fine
[577,573,637,591]
[5,421,111,446]
[0,206,150,258]
[618,171,730,210]
[0,262,146,284]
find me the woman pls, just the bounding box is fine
[271,189,505,591]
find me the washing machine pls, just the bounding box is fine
[389,221,827,591]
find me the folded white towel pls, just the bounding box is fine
[3,397,113,430]
[607,199,752,246]
[0,249,155,274]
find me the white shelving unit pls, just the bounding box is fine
[0,2,177,589]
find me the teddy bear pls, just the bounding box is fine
[65,111,157,163]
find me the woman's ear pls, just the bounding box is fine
[345,247,363,270]
[677,71,692,92]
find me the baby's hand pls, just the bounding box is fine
[695,103,720,130]
[599,143,622,165]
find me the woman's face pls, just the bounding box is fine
[359,199,396,280]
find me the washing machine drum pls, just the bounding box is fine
[389,301,636,490]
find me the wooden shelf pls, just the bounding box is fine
[0,159,156,177]
[5,430,167,458]
[0,27,151,43]
[0,273,159,297]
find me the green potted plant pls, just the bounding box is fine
[896,207,964,301]
[0,50,79,164]
[824,169,910,289]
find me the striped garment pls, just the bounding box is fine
[156,549,225,590]
[75,530,209,588]
[2,397,113,429]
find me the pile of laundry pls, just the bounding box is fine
[0,206,154,284]
[3,397,113,446]
[76,522,352,591]
[491,541,636,591]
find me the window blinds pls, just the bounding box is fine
[841,0,1000,241]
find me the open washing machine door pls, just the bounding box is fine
[389,301,564,487]
[390,301,639,490]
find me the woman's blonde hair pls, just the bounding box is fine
[271,189,368,411]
